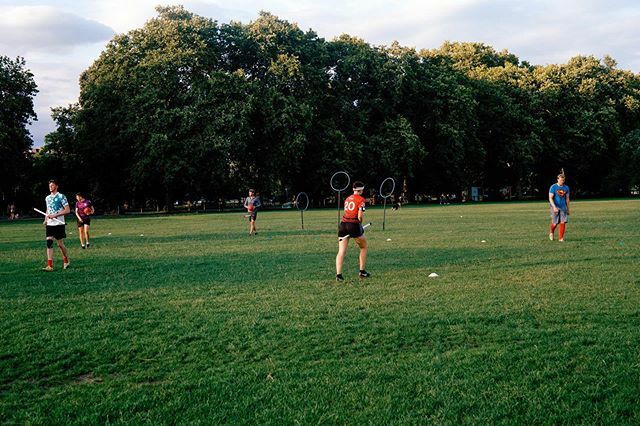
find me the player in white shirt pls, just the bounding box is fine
[42,180,71,271]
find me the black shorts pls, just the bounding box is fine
[248,211,257,221]
[46,225,66,240]
[338,222,363,238]
[77,217,91,227]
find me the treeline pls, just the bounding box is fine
[4,6,640,213]
[0,56,37,214]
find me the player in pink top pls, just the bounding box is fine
[75,193,94,249]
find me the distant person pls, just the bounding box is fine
[549,170,570,242]
[74,192,94,249]
[392,194,401,211]
[42,180,70,271]
[336,181,370,281]
[244,188,261,235]
[8,203,16,220]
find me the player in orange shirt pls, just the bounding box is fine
[336,181,370,281]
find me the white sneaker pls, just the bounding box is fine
[63,262,70,269]
[558,239,564,243]
[549,233,553,241]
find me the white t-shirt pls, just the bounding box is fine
[45,192,69,225]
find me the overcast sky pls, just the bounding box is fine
[1,0,639,147]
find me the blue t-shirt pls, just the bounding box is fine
[549,184,570,211]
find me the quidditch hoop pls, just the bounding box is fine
[295,192,309,211]
[379,177,396,199]
[330,171,351,192]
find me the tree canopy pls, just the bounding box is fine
[24,6,640,210]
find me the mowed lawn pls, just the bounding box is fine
[1,200,639,424]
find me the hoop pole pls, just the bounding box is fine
[382,198,387,230]
[301,210,305,230]
[337,191,341,225]
[379,177,395,231]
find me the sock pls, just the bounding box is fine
[47,259,53,267]
[336,273,343,278]
[360,269,366,273]
[63,256,69,263]
[559,223,566,240]
[550,223,557,233]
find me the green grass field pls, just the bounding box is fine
[1,200,639,424]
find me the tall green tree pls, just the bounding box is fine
[412,48,483,193]
[535,56,640,194]
[76,6,227,208]
[0,56,37,209]
[241,12,327,195]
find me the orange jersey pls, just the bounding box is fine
[342,194,366,223]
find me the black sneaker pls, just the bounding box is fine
[86,242,90,248]
[336,274,344,282]
[359,270,371,278]
[81,245,85,249]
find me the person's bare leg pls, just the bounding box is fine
[57,240,68,258]
[57,240,69,268]
[355,237,368,271]
[336,239,349,275]
[78,227,85,246]
[84,225,90,246]
[47,238,54,263]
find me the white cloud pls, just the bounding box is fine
[83,0,253,34]
[0,6,114,53]
[257,0,484,45]
[25,48,103,145]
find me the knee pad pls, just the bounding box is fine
[46,239,54,248]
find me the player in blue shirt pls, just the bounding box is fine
[548,170,570,242]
